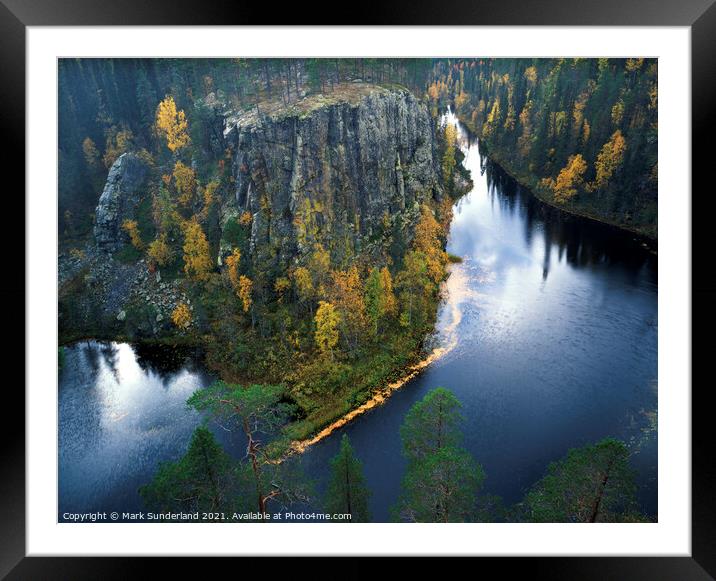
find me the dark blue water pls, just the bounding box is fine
[299,111,657,520]
[58,112,657,521]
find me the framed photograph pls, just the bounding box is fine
[6,0,715,576]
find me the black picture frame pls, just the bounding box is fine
[5,0,715,577]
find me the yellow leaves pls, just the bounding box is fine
[442,123,458,186]
[203,180,219,209]
[329,266,369,348]
[517,100,533,157]
[292,266,314,302]
[225,248,241,291]
[591,130,626,191]
[552,154,588,204]
[237,275,253,313]
[198,180,219,220]
[121,219,143,250]
[625,58,644,72]
[224,248,251,312]
[147,233,173,267]
[103,128,133,168]
[238,211,253,226]
[155,96,190,153]
[82,137,99,168]
[274,277,291,300]
[611,100,624,126]
[482,98,501,137]
[379,267,398,317]
[413,204,447,284]
[182,221,212,282]
[427,82,440,101]
[454,90,470,111]
[173,161,196,206]
[314,300,340,358]
[524,66,538,86]
[171,302,192,329]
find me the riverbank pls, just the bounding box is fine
[457,114,658,250]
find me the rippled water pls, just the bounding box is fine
[58,111,657,522]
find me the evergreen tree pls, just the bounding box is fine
[523,438,646,522]
[324,434,371,522]
[139,426,235,512]
[399,387,463,463]
[395,446,484,523]
[393,388,488,522]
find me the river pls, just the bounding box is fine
[58,111,657,522]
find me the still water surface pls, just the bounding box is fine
[59,111,657,521]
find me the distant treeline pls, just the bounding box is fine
[428,58,658,237]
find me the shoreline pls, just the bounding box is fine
[289,341,452,455]
[457,113,658,253]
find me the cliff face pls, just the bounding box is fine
[220,86,443,267]
[94,153,150,252]
[60,85,445,343]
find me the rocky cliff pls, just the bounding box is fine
[60,85,446,343]
[94,152,150,252]
[220,84,444,268]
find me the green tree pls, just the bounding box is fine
[139,426,235,512]
[394,446,485,522]
[188,382,310,514]
[399,387,464,463]
[393,388,487,522]
[523,438,643,522]
[442,123,458,188]
[314,301,340,359]
[364,266,397,338]
[324,434,371,522]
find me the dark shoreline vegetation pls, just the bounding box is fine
[58,58,657,522]
[138,386,649,522]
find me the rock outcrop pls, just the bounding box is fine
[221,85,443,267]
[94,152,150,251]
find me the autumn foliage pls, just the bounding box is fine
[121,219,143,250]
[182,221,212,282]
[155,96,190,153]
[171,302,192,329]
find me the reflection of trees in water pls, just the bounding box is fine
[80,340,120,382]
[480,149,656,284]
[132,342,199,385]
[81,340,102,376]
[98,342,120,383]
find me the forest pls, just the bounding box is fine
[58,58,658,523]
[428,58,658,237]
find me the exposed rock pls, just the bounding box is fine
[117,310,126,321]
[94,153,150,251]
[221,85,443,268]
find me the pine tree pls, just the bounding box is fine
[139,426,235,512]
[324,435,371,522]
[523,438,644,522]
[393,388,487,522]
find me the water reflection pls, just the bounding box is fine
[58,341,214,518]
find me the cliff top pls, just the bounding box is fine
[221,82,411,135]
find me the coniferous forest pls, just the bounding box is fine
[58,58,658,524]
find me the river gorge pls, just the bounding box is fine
[59,110,657,522]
